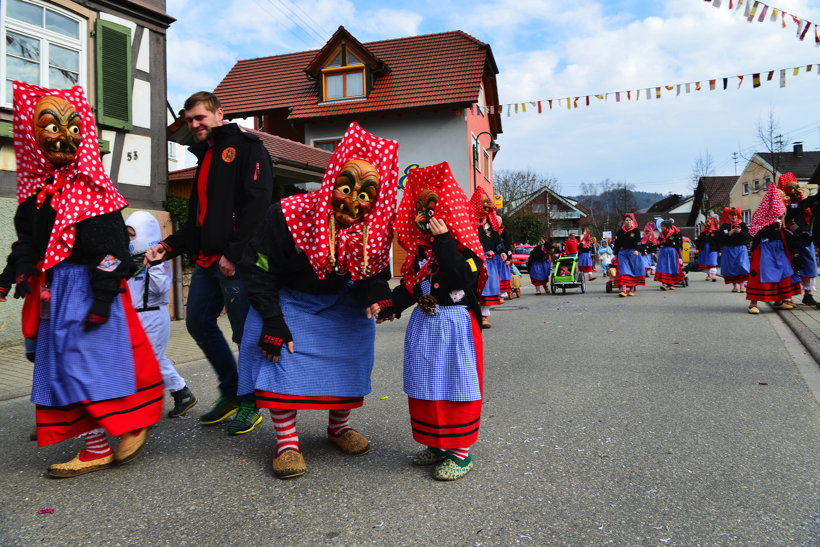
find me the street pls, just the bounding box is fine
[0,279,818,545]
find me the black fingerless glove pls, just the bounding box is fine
[14,272,32,299]
[84,299,112,331]
[374,298,395,320]
[259,316,293,358]
[0,281,10,298]
[363,282,394,320]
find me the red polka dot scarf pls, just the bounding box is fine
[13,82,128,271]
[469,187,501,231]
[749,182,787,237]
[395,162,487,294]
[279,122,398,280]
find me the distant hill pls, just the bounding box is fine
[572,191,668,211]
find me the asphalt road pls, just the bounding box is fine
[0,278,818,545]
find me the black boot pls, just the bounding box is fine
[802,293,817,306]
[168,386,197,418]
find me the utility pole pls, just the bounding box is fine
[732,151,739,176]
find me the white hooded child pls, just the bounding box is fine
[125,211,197,418]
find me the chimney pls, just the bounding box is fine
[793,142,804,156]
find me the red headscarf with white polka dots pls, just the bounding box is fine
[13,82,128,271]
[279,122,398,280]
[749,182,787,237]
[395,162,486,293]
[469,187,501,231]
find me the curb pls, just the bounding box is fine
[776,309,820,366]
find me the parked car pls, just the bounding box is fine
[511,245,534,272]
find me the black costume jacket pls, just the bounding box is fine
[718,222,751,247]
[238,203,391,322]
[695,231,720,253]
[12,191,132,304]
[391,233,482,324]
[612,228,643,254]
[163,123,274,265]
[526,243,552,271]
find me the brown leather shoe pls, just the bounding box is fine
[328,428,370,456]
[272,449,306,479]
[48,451,114,478]
[115,428,147,465]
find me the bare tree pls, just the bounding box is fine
[740,110,786,182]
[494,169,558,213]
[578,179,637,234]
[691,150,715,191]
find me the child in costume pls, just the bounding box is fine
[577,230,596,280]
[612,213,645,296]
[8,82,163,477]
[125,211,197,418]
[746,183,797,314]
[696,217,720,281]
[527,239,553,295]
[718,207,751,293]
[640,223,658,276]
[510,263,522,298]
[779,173,817,306]
[470,188,504,328]
[391,162,485,481]
[237,123,397,479]
[654,219,685,290]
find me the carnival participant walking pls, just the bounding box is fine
[654,219,685,290]
[151,92,274,435]
[612,213,646,296]
[718,207,751,293]
[563,232,579,256]
[497,219,513,299]
[391,162,485,481]
[696,217,720,281]
[7,82,163,477]
[125,211,197,418]
[470,188,504,328]
[640,223,658,276]
[237,123,397,479]
[527,239,553,295]
[780,173,817,306]
[578,230,596,281]
[746,183,797,314]
[598,239,613,276]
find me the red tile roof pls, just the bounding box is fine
[214,30,495,120]
[168,127,331,183]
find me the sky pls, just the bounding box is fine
[165,0,820,196]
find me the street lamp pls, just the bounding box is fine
[472,131,500,192]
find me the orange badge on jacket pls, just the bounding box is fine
[221,147,236,162]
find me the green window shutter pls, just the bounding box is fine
[95,19,132,130]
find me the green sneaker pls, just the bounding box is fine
[199,396,239,425]
[226,401,262,435]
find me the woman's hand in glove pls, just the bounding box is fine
[259,316,294,363]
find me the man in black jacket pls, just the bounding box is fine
[153,92,274,435]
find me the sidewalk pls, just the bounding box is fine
[0,303,817,402]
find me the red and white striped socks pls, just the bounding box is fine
[327,409,351,437]
[448,447,470,461]
[78,428,112,461]
[270,409,300,455]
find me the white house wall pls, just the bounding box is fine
[304,110,470,194]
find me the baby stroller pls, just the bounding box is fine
[551,255,585,294]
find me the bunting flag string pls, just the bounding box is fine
[702,0,820,46]
[468,62,818,117]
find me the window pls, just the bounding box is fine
[168,141,176,160]
[322,45,365,101]
[742,182,749,195]
[482,149,490,177]
[313,138,341,152]
[763,177,771,190]
[95,19,132,129]
[532,204,545,214]
[752,179,760,193]
[2,0,86,106]
[742,209,751,224]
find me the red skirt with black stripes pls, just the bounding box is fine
[35,288,163,446]
[254,391,364,410]
[407,315,484,449]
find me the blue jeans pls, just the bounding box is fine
[186,263,251,401]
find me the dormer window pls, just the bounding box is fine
[322,45,364,101]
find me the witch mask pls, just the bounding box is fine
[414,188,439,233]
[481,194,493,216]
[331,159,380,227]
[32,95,82,166]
